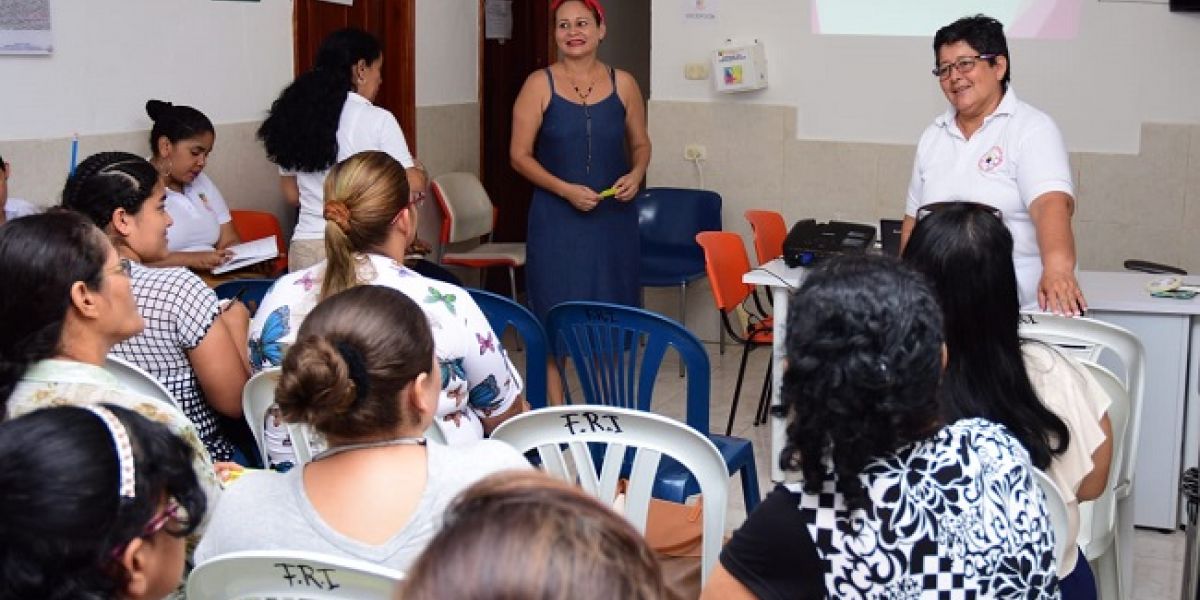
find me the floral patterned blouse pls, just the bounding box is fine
[248,253,523,455]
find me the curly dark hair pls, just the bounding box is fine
[257,28,382,172]
[0,405,206,599]
[775,255,945,511]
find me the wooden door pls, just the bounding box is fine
[479,0,552,243]
[293,0,417,152]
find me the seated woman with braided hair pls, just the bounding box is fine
[198,285,529,570]
[702,255,1059,599]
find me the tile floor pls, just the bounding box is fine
[511,333,1191,599]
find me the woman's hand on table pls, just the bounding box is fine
[1038,267,1088,317]
[610,170,644,202]
[562,184,602,212]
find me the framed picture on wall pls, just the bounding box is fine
[0,0,53,55]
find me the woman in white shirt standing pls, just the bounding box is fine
[144,100,241,270]
[258,27,427,272]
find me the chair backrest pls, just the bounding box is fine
[230,210,287,274]
[744,209,787,266]
[186,549,403,599]
[1033,467,1073,572]
[546,301,712,432]
[1075,360,1131,557]
[695,231,754,311]
[103,355,177,408]
[432,172,495,244]
[214,278,276,318]
[636,188,722,278]
[1018,314,1145,499]
[467,288,549,409]
[490,405,728,584]
[242,368,314,466]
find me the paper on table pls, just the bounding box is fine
[212,236,278,275]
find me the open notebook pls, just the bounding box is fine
[213,236,278,275]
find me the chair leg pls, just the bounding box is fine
[508,266,523,351]
[718,313,727,355]
[677,282,686,377]
[725,341,753,436]
[754,359,772,426]
[738,450,762,512]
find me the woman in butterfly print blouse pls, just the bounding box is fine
[249,151,525,448]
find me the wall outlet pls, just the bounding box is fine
[684,144,707,160]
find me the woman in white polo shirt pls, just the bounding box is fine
[901,14,1086,316]
[144,100,241,271]
[258,27,427,272]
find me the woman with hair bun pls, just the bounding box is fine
[143,99,242,271]
[249,151,524,463]
[0,404,207,600]
[197,285,529,570]
[258,27,427,272]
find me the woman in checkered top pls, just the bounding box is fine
[62,152,253,464]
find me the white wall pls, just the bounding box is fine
[651,0,1200,153]
[0,0,292,141]
[416,0,478,107]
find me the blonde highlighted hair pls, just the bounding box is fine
[320,150,410,300]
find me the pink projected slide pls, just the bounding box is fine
[811,0,1081,39]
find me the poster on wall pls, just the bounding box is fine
[811,0,1082,39]
[682,0,718,23]
[0,0,52,55]
[485,0,513,41]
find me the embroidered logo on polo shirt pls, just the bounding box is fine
[978,146,1004,172]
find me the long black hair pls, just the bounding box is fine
[257,28,382,172]
[903,203,1069,469]
[776,255,945,510]
[0,212,110,406]
[0,404,206,599]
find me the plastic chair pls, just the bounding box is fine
[546,301,761,513]
[636,188,723,332]
[186,549,403,599]
[1076,360,1134,600]
[229,209,287,276]
[1019,314,1144,600]
[431,172,526,301]
[103,355,176,408]
[242,368,314,466]
[214,278,275,318]
[467,288,548,409]
[695,231,773,436]
[1033,467,1073,574]
[744,209,787,266]
[490,405,728,585]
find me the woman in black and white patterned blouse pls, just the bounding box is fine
[62,152,253,464]
[703,255,1060,599]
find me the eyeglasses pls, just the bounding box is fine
[106,258,133,278]
[916,201,1003,221]
[109,497,189,559]
[932,54,997,80]
[391,192,426,226]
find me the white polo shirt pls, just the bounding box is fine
[286,92,415,241]
[906,90,1074,309]
[165,172,232,252]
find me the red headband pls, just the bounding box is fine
[551,0,605,23]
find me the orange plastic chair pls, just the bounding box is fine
[744,210,787,266]
[431,173,526,301]
[229,210,287,276]
[695,231,773,436]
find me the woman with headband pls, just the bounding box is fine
[0,404,207,599]
[199,285,529,570]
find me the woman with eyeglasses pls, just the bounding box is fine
[0,211,222,503]
[61,152,254,466]
[248,151,524,469]
[0,404,207,600]
[511,0,651,403]
[901,14,1085,317]
[904,202,1113,599]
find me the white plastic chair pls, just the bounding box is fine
[186,549,403,599]
[431,172,526,301]
[1020,314,1144,600]
[242,368,314,465]
[103,355,176,407]
[1033,467,1073,574]
[1076,361,1133,600]
[489,405,728,584]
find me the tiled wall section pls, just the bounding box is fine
[647,100,1200,273]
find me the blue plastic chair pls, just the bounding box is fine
[214,279,275,318]
[467,288,549,409]
[546,301,761,512]
[636,188,723,330]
